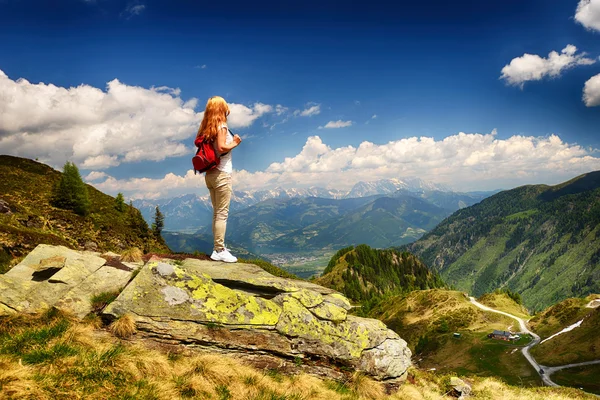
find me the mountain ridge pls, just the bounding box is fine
[406,170,600,310]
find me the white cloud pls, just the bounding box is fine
[583,73,600,106]
[194,65,207,69]
[84,171,108,181]
[575,0,600,32]
[500,45,596,87]
[275,104,288,115]
[0,69,272,169]
[319,120,353,129]
[296,104,321,117]
[371,114,377,119]
[122,3,145,18]
[92,131,600,199]
[227,103,272,129]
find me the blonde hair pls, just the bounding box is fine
[196,96,230,141]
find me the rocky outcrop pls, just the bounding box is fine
[0,244,140,318]
[0,244,412,381]
[103,258,412,380]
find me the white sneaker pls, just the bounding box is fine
[210,249,238,263]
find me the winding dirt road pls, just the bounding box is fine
[468,296,600,389]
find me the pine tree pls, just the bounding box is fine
[52,161,90,216]
[152,206,164,238]
[114,193,125,212]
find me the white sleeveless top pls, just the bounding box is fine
[215,123,233,174]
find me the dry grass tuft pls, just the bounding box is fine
[348,372,385,399]
[82,313,103,329]
[121,247,143,263]
[108,314,136,338]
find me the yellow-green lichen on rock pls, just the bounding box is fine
[102,257,412,381]
[105,260,282,327]
[289,288,324,308]
[308,300,347,322]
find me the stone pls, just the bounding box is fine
[450,377,472,399]
[0,244,106,315]
[103,258,412,380]
[54,265,133,319]
[84,241,99,252]
[0,199,11,214]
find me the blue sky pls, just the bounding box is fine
[1,0,600,198]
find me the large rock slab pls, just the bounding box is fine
[104,258,412,380]
[0,244,124,316]
[55,265,133,319]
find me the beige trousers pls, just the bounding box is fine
[204,169,232,252]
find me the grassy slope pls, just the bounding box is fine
[477,292,531,320]
[0,310,594,400]
[369,289,541,387]
[552,364,600,396]
[407,171,600,311]
[0,156,169,271]
[529,295,600,366]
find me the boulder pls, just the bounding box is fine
[0,244,125,316]
[103,258,412,380]
[0,245,414,382]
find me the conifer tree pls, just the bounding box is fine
[114,193,125,212]
[52,161,90,216]
[152,206,164,238]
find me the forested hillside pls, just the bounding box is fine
[406,171,600,311]
[0,156,168,272]
[316,244,445,312]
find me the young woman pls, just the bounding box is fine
[196,96,242,263]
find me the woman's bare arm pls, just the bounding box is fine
[216,127,242,153]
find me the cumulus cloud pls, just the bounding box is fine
[0,70,272,169]
[227,103,272,129]
[500,45,596,87]
[91,131,600,199]
[583,73,600,106]
[319,120,353,129]
[575,0,600,32]
[295,104,321,117]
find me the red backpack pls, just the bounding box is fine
[192,130,232,174]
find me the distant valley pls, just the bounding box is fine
[137,178,493,267]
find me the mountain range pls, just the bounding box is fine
[186,188,492,254]
[133,178,465,231]
[406,171,600,311]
